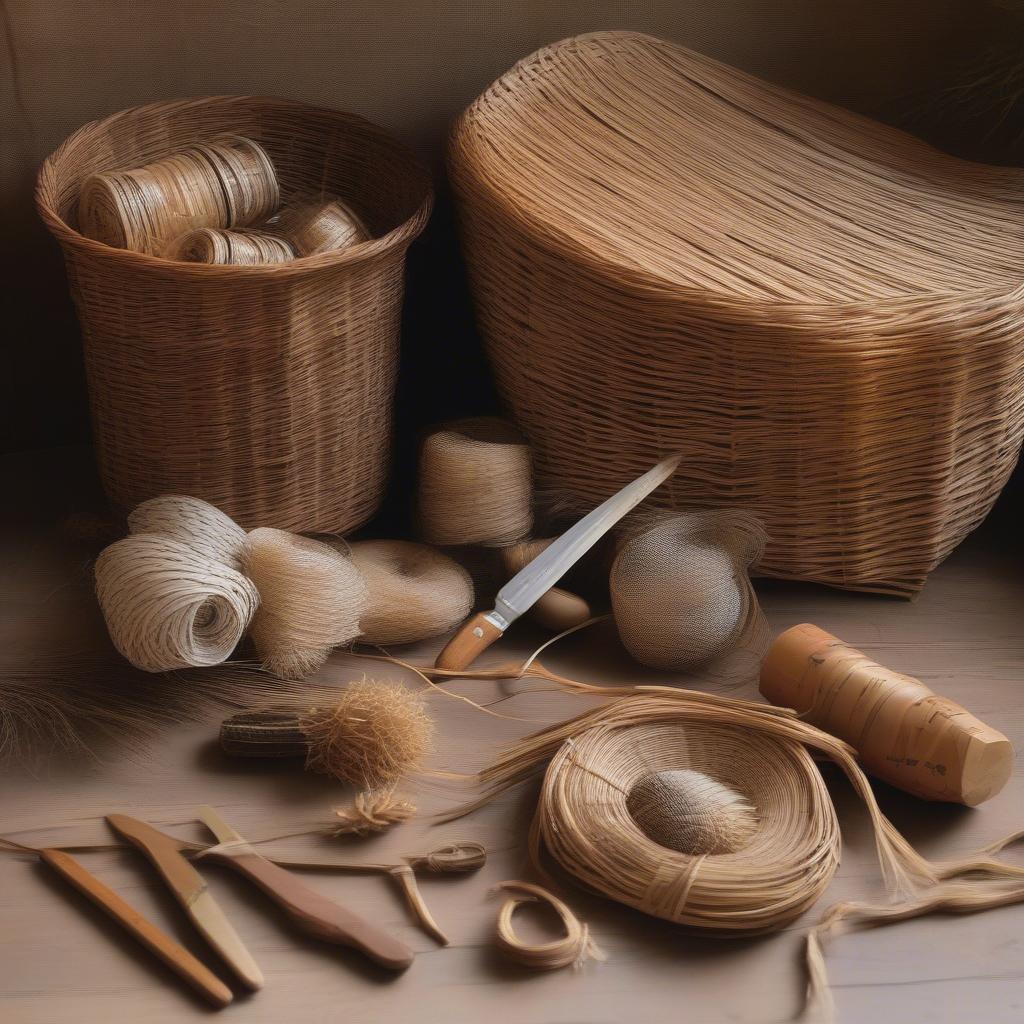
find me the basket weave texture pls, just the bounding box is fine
[38,96,432,533]
[449,32,1024,595]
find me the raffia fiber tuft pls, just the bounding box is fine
[329,788,417,836]
[37,96,432,533]
[449,31,1024,595]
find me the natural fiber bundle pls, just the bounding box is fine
[95,533,259,671]
[127,494,248,570]
[78,136,278,255]
[167,227,295,265]
[450,31,1024,595]
[276,196,370,255]
[243,529,368,679]
[418,417,533,547]
[347,540,474,645]
[610,511,767,670]
[303,679,433,787]
[491,881,605,970]
[329,788,417,837]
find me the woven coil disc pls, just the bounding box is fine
[539,715,839,932]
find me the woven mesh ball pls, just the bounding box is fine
[610,511,766,670]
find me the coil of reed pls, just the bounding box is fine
[449,31,1024,596]
[167,228,295,265]
[38,96,433,533]
[78,136,279,256]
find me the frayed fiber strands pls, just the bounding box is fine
[38,96,432,532]
[440,687,1024,1020]
[450,31,1024,595]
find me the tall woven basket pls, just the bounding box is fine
[449,32,1024,596]
[37,96,432,533]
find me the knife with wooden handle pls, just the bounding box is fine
[435,454,680,671]
[39,848,233,1009]
[106,814,264,990]
[193,806,414,971]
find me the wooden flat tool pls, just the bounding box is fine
[39,848,233,1008]
[194,805,414,971]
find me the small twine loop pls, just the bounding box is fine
[491,880,605,970]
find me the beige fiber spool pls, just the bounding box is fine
[610,511,767,670]
[276,197,370,256]
[167,228,295,265]
[760,623,1014,805]
[347,540,474,645]
[95,533,259,672]
[78,136,279,255]
[243,529,368,679]
[418,417,533,547]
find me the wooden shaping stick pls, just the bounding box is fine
[760,623,1013,805]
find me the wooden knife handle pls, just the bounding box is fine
[205,849,414,971]
[39,849,233,1009]
[434,612,504,671]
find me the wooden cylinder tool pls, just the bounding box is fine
[760,623,1013,805]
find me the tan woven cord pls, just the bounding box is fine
[418,417,533,547]
[610,511,767,671]
[439,685,1024,1020]
[492,881,605,970]
[449,31,1024,595]
[78,136,279,255]
[347,540,474,645]
[167,227,295,265]
[38,96,433,533]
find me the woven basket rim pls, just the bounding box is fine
[450,31,1024,313]
[36,94,434,278]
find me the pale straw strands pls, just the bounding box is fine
[450,31,1024,595]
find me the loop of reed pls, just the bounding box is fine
[418,417,533,547]
[128,494,248,570]
[78,136,279,255]
[347,539,474,644]
[492,880,604,969]
[94,533,259,672]
[167,227,295,265]
[276,196,370,255]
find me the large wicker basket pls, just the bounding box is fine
[450,32,1024,596]
[38,96,432,533]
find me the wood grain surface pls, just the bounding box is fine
[1,448,1022,1023]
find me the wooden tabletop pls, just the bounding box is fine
[2,448,1023,1024]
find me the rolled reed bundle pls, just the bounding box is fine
[443,684,1024,1019]
[276,196,370,255]
[167,227,295,265]
[95,533,259,672]
[760,624,1014,805]
[78,136,279,255]
[610,511,767,671]
[418,417,533,547]
[243,529,368,680]
[347,540,474,645]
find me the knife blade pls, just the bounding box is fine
[434,453,680,671]
[193,806,414,971]
[106,814,264,990]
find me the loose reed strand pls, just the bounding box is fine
[492,881,604,969]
